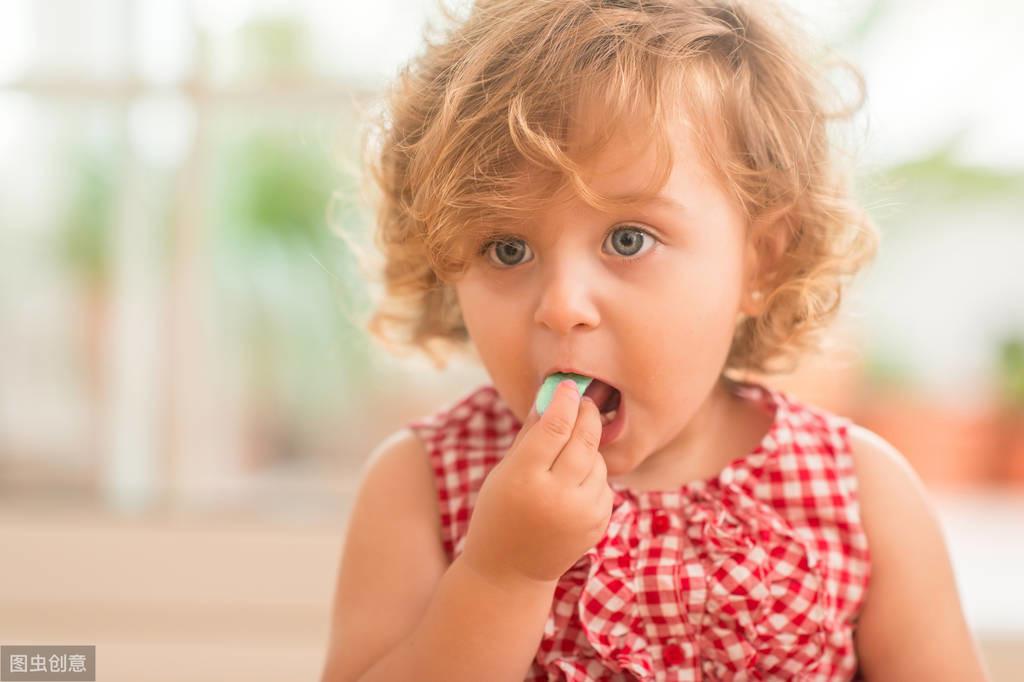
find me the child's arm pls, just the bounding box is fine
[319,429,557,682]
[849,424,991,681]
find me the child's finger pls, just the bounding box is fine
[579,441,609,491]
[515,379,580,470]
[550,395,603,483]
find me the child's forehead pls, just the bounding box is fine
[450,72,731,244]
[569,69,716,149]
[515,109,714,212]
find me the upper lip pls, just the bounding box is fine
[540,365,619,392]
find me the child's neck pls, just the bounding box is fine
[607,376,774,492]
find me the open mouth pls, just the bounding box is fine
[583,378,622,426]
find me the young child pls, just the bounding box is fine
[322,1,989,680]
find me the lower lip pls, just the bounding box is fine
[599,394,626,447]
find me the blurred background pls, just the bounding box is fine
[1,0,1022,679]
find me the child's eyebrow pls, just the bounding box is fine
[606,192,688,213]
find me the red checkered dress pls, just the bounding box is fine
[407,380,871,681]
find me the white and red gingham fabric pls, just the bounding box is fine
[407,380,871,681]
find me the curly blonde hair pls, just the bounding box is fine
[349,0,879,375]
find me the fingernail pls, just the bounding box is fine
[559,379,579,398]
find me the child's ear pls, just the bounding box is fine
[740,210,792,317]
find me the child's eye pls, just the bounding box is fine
[604,225,657,259]
[480,237,534,268]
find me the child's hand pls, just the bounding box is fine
[461,379,615,587]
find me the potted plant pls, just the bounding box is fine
[847,344,998,490]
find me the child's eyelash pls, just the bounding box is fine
[478,237,506,255]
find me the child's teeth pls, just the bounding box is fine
[600,409,618,426]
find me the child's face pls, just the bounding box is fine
[452,110,762,477]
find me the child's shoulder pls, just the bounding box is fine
[737,384,907,516]
[836,417,982,678]
[781,386,917,488]
[738,380,858,459]
[743,382,931,528]
[766,385,909,474]
[843,418,925,499]
[764,383,850,426]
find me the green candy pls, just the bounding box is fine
[534,372,593,415]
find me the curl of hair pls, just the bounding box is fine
[350,0,880,373]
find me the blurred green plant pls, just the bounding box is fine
[878,130,1024,206]
[837,0,888,48]
[55,145,116,289]
[861,342,917,392]
[212,123,372,460]
[240,13,312,80]
[996,334,1024,410]
[223,133,335,249]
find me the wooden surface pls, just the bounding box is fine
[0,503,344,682]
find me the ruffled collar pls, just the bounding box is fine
[560,472,835,679]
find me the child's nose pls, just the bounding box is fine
[532,265,601,334]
